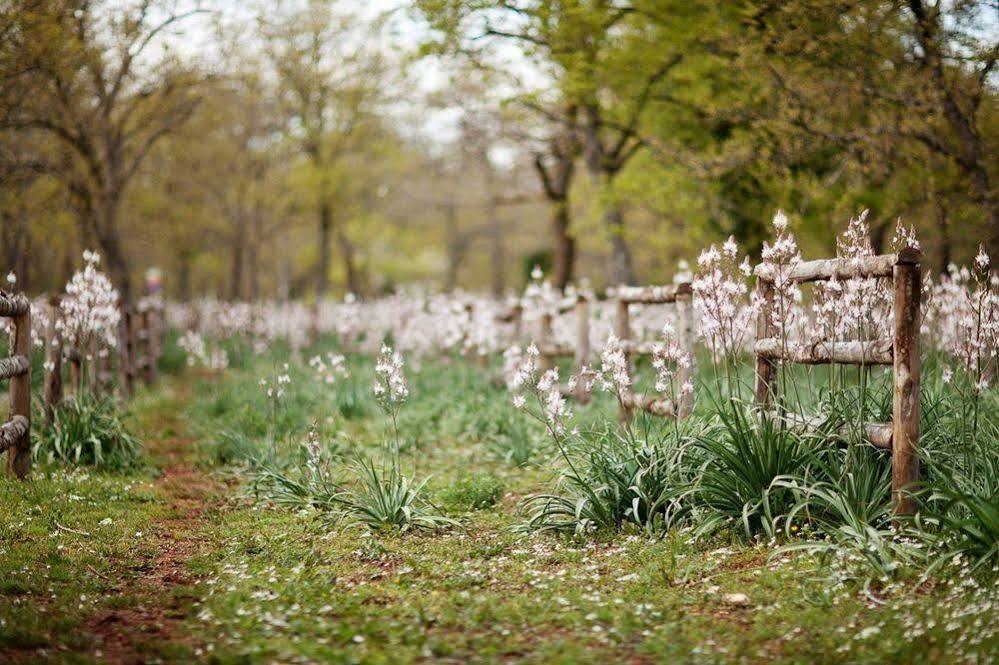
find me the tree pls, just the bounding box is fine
[751,0,997,261]
[261,0,390,298]
[1,0,207,299]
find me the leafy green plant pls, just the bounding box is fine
[33,395,143,469]
[693,405,811,539]
[336,456,457,532]
[519,426,696,537]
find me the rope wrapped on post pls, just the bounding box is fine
[0,415,29,454]
[0,293,30,317]
[0,355,30,379]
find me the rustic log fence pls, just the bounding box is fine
[609,282,696,421]
[41,298,164,419]
[492,282,697,417]
[753,247,922,515]
[0,292,31,479]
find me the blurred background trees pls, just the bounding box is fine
[1,0,995,298]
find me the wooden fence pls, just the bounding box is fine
[753,247,922,515]
[0,293,31,479]
[495,282,697,419]
[42,299,164,424]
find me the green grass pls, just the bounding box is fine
[2,341,997,663]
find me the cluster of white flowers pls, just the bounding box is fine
[260,364,291,400]
[923,247,998,391]
[759,210,803,339]
[651,323,693,399]
[177,330,229,370]
[692,235,754,361]
[308,352,348,384]
[57,251,121,356]
[373,344,408,407]
[809,210,893,344]
[598,334,631,398]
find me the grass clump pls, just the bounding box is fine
[32,394,143,469]
[439,473,504,511]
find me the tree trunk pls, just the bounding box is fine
[177,250,192,302]
[551,202,575,291]
[336,226,360,297]
[444,200,461,292]
[934,196,951,274]
[317,200,332,297]
[605,204,636,285]
[230,228,244,300]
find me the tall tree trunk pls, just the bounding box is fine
[551,202,575,291]
[582,118,635,286]
[317,200,332,297]
[177,249,192,301]
[95,201,132,302]
[486,171,504,297]
[230,227,244,300]
[604,203,636,285]
[444,200,461,292]
[336,226,360,297]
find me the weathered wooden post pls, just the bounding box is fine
[44,297,63,426]
[892,251,921,516]
[573,295,591,403]
[511,303,523,342]
[140,306,157,386]
[754,279,777,406]
[2,297,32,479]
[675,284,695,417]
[68,346,82,395]
[614,295,633,421]
[149,303,163,376]
[539,311,555,373]
[117,304,134,399]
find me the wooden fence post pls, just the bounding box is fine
[892,254,921,516]
[754,279,777,406]
[574,296,591,403]
[140,307,158,386]
[117,304,134,399]
[676,287,695,417]
[539,311,555,373]
[614,297,632,421]
[7,306,31,479]
[44,297,63,426]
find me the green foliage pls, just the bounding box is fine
[335,456,457,532]
[693,405,810,539]
[519,425,697,537]
[32,395,143,470]
[439,473,504,512]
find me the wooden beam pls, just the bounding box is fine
[0,415,30,455]
[754,248,921,284]
[620,391,677,418]
[754,338,894,365]
[766,411,892,449]
[608,282,692,304]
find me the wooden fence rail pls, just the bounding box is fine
[0,292,31,479]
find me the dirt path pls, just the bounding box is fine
[84,429,223,663]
